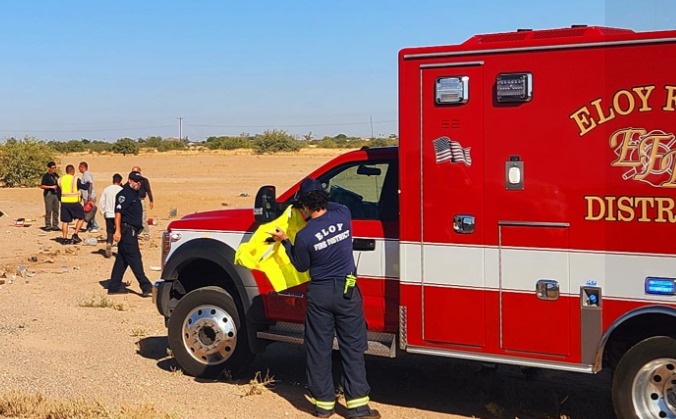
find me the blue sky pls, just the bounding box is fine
[0,0,674,141]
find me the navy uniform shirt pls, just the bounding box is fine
[283,202,355,280]
[138,176,153,202]
[114,183,143,228]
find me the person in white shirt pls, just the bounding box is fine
[99,173,123,258]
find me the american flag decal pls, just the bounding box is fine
[433,136,472,166]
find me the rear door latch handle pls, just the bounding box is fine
[453,215,475,234]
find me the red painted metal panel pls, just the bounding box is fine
[402,284,582,363]
[500,226,572,357]
[501,292,572,357]
[419,64,487,346]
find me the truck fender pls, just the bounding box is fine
[160,238,268,353]
[594,305,676,372]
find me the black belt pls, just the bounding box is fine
[122,223,141,232]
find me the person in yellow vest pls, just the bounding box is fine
[58,164,87,245]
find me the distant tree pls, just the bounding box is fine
[63,139,86,153]
[87,140,113,153]
[141,136,163,149]
[157,138,186,152]
[47,140,68,153]
[112,138,139,156]
[252,130,303,154]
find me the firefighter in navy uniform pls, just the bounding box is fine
[270,178,380,419]
[107,171,153,297]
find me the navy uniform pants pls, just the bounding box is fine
[305,278,372,416]
[109,224,152,293]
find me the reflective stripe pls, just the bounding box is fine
[60,174,80,203]
[311,398,336,411]
[346,396,370,409]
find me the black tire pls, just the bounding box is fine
[612,336,676,419]
[168,286,254,379]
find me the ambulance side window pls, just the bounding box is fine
[321,160,398,221]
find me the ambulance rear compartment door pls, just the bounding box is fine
[420,62,486,347]
[499,223,571,357]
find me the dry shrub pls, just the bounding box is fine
[243,370,276,397]
[0,391,180,418]
[78,295,127,311]
[131,326,147,337]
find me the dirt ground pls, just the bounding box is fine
[0,150,615,419]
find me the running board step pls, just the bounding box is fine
[257,322,397,358]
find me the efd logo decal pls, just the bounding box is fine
[610,128,676,188]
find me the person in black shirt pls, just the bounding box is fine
[107,171,152,297]
[131,165,153,236]
[269,178,380,419]
[39,161,60,231]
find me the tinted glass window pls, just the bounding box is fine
[320,161,398,221]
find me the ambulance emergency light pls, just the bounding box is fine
[496,72,533,103]
[645,277,676,296]
[435,76,469,104]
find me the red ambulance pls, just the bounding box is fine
[155,26,676,418]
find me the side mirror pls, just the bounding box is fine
[254,185,277,224]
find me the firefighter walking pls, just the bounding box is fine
[270,178,380,419]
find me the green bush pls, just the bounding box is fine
[63,139,86,153]
[205,136,250,150]
[252,130,303,154]
[112,138,139,156]
[369,137,399,147]
[86,141,113,153]
[314,135,369,149]
[0,137,57,187]
[140,136,163,149]
[157,139,186,152]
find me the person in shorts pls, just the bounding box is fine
[58,164,87,245]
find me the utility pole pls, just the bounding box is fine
[370,115,374,139]
[177,117,183,140]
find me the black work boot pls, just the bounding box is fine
[349,409,381,419]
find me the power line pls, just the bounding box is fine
[0,119,397,136]
[0,125,174,133]
[186,119,396,129]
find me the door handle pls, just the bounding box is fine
[453,214,475,234]
[353,238,375,251]
[536,279,559,301]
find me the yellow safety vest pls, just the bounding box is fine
[235,205,310,292]
[60,174,80,203]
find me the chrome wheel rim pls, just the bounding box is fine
[632,358,676,418]
[181,304,237,365]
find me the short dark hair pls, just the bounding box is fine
[79,161,88,170]
[112,173,123,184]
[65,164,74,173]
[299,190,329,212]
[47,161,56,168]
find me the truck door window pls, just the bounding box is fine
[321,161,397,221]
